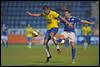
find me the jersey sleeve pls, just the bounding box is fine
[52,11,59,18]
[74,17,81,23]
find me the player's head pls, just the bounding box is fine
[64,9,71,18]
[27,24,31,27]
[43,5,50,14]
[2,24,6,27]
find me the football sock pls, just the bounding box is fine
[72,48,76,60]
[4,41,7,48]
[84,42,88,49]
[45,45,51,57]
[56,45,60,49]
[29,42,32,47]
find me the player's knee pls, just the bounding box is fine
[50,33,55,38]
[70,41,75,48]
[71,44,75,48]
[44,40,48,45]
[51,36,56,41]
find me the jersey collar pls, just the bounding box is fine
[45,10,51,15]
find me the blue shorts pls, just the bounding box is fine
[84,35,90,40]
[27,37,32,42]
[44,28,58,40]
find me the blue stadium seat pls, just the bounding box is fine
[1,1,92,28]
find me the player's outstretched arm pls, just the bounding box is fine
[59,16,74,28]
[81,20,93,24]
[26,11,41,17]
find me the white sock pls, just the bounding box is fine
[29,42,32,46]
[84,42,88,49]
[56,45,60,49]
[4,40,7,45]
[4,41,6,44]
[45,48,50,57]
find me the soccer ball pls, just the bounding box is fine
[32,30,39,37]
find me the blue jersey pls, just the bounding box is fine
[2,26,8,36]
[61,16,81,32]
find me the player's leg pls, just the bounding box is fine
[83,35,88,50]
[50,28,60,53]
[27,37,32,48]
[56,32,68,47]
[69,32,76,64]
[1,40,4,48]
[44,30,52,63]
[44,39,52,63]
[87,35,90,45]
[1,36,5,48]
[5,36,8,48]
[70,41,76,64]
[3,40,7,48]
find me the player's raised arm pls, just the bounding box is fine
[26,11,41,17]
[81,20,93,24]
[59,16,74,28]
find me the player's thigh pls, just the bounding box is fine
[44,38,50,45]
[50,28,58,38]
[69,32,76,47]
[69,32,75,42]
[44,30,51,40]
[5,36,8,41]
[44,30,51,45]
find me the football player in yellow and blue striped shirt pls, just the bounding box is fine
[82,24,92,50]
[25,24,33,48]
[25,24,39,48]
[26,5,73,63]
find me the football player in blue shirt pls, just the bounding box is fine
[57,10,92,64]
[1,24,8,48]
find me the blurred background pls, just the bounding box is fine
[1,1,99,45]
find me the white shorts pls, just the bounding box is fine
[1,35,8,41]
[62,31,75,42]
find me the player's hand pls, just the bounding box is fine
[91,22,95,24]
[26,11,32,15]
[67,23,74,28]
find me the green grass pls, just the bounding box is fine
[1,44,99,66]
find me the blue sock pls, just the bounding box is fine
[56,38,62,43]
[72,48,76,60]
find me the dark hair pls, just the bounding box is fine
[64,9,71,13]
[43,5,49,9]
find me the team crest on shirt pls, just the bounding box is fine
[71,18,75,21]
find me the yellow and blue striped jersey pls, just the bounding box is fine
[25,27,33,37]
[82,26,92,35]
[42,10,60,30]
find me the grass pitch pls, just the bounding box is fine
[1,44,99,66]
